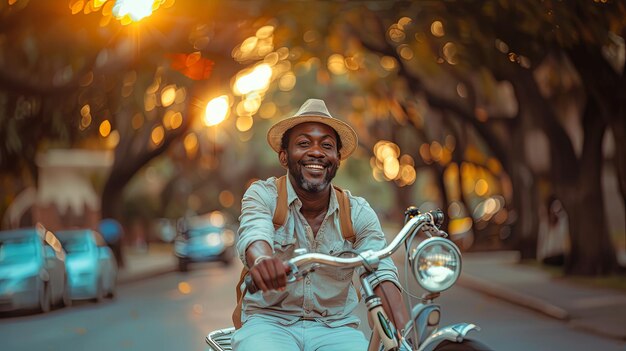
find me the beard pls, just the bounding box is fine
[287,155,338,193]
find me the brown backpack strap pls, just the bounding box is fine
[232,267,248,329]
[334,186,359,301]
[273,175,288,230]
[334,186,355,243]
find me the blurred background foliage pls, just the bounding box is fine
[0,0,624,276]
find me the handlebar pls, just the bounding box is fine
[245,208,445,294]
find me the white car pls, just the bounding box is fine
[55,229,117,302]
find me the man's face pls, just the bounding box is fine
[280,122,341,193]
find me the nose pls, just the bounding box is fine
[306,143,325,158]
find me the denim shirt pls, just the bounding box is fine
[236,175,401,328]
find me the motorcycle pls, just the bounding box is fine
[206,207,492,351]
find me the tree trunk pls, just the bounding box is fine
[509,161,539,259]
[101,171,127,220]
[561,98,618,275]
[101,163,134,268]
[612,97,626,217]
[507,65,618,275]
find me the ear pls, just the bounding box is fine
[279,150,288,167]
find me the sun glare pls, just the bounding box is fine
[113,0,155,22]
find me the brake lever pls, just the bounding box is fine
[421,223,448,238]
[287,263,320,282]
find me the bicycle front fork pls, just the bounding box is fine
[361,276,400,351]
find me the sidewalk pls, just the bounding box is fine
[115,244,626,342]
[460,251,626,341]
[117,243,177,285]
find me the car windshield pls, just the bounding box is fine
[187,225,221,238]
[57,233,91,253]
[0,233,38,263]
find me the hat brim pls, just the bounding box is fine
[267,114,358,160]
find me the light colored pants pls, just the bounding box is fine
[233,314,369,351]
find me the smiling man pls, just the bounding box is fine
[233,99,408,351]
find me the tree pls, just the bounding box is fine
[1,1,623,276]
[239,0,625,275]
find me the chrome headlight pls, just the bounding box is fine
[410,237,462,293]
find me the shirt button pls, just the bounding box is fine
[305,309,310,314]
[306,280,311,285]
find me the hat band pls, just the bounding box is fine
[295,111,331,117]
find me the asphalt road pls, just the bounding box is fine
[0,261,624,351]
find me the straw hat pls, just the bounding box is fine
[266,99,358,160]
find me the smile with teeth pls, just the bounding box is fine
[304,164,325,170]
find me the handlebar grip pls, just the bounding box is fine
[404,206,420,224]
[244,274,259,294]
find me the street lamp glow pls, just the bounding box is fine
[113,0,155,22]
[204,95,230,126]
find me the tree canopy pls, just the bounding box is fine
[0,0,624,276]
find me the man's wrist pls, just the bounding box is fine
[253,255,272,266]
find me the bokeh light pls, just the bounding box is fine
[178,282,191,294]
[219,190,235,208]
[475,179,489,196]
[448,217,473,235]
[204,95,230,127]
[99,120,111,137]
[236,116,254,132]
[431,20,445,37]
[380,56,397,71]
[372,140,416,186]
[183,133,198,159]
[151,125,164,145]
[233,64,272,95]
[209,211,225,227]
[161,85,176,107]
[132,113,144,130]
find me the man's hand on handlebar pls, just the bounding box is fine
[245,240,290,293]
[249,256,289,292]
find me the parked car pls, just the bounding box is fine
[55,229,117,302]
[0,224,71,313]
[174,213,235,272]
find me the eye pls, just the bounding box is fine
[322,143,334,149]
[297,140,310,147]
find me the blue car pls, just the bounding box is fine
[55,229,117,302]
[174,214,235,272]
[0,224,71,313]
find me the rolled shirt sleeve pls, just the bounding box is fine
[236,179,277,269]
[351,197,402,291]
